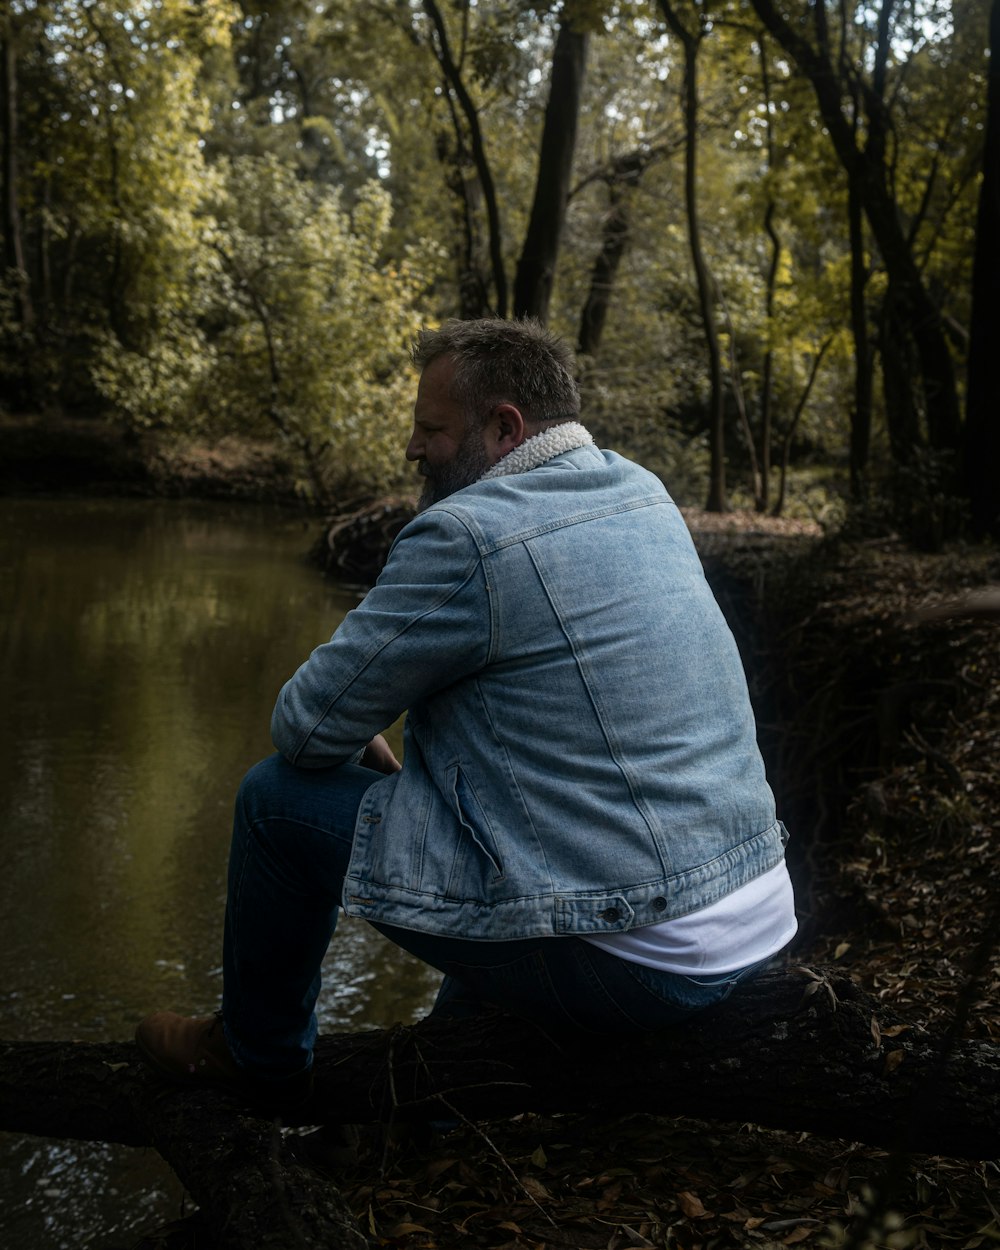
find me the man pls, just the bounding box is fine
[136,318,796,1107]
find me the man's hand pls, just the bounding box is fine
[360,734,402,774]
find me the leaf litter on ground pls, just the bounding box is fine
[317,521,1000,1250]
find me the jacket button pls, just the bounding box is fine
[600,907,621,923]
[652,897,667,912]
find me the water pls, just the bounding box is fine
[0,497,439,1247]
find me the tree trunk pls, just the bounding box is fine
[656,0,727,512]
[758,202,778,513]
[848,172,874,498]
[773,338,832,515]
[722,296,763,505]
[2,966,998,1248]
[434,102,492,319]
[749,0,962,459]
[512,17,588,323]
[577,184,629,357]
[879,282,923,463]
[423,0,508,318]
[757,36,779,513]
[964,0,1000,538]
[576,144,670,356]
[1,7,33,331]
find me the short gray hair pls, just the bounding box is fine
[412,318,580,429]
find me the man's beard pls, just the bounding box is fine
[417,429,492,512]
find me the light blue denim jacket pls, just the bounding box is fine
[271,446,788,940]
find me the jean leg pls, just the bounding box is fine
[375,924,771,1036]
[222,754,381,1078]
[428,974,488,1021]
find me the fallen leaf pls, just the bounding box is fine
[676,1190,708,1218]
[385,1221,432,1236]
[424,1158,457,1182]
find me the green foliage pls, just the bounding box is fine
[0,0,988,523]
[202,159,441,500]
[95,154,442,503]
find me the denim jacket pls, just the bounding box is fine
[271,446,788,940]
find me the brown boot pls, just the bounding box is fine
[134,1011,313,1110]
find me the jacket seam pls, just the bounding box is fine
[438,494,666,558]
[522,543,668,874]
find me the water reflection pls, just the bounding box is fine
[0,497,439,1247]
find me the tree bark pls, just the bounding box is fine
[576,147,665,356]
[773,338,832,515]
[422,0,508,318]
[3,966,999,1250]
[749,0,962,459]
[512,17,589,323]
[1,6,33,331]
[879,281,923,462]
[656,0,727,512]
[844,29,875,496]
[757,35,780,514]
[963,0,1000,539]
[577,186,629,357]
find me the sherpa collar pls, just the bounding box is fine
[479,421,594,481]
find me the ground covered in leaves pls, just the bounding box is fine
[313,1109,997,1250]
[298,519,1000,1250]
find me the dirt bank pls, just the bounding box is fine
[0,412,304,504]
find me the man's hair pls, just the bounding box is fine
[411,318,580,429]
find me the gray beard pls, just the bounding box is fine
[417,430,492,512]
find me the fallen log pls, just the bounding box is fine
[1,966,997,1248]
[0,1036,368,1249]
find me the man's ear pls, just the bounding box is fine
[489,403,527,456]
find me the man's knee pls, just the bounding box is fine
[235,753,288,821]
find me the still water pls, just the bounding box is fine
[0,497,439,1248]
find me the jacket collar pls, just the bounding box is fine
[479,422,594,482]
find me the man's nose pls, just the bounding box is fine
[405,432,423,462]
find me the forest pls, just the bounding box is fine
[2,0,997,538]
[2,2,1000,1248]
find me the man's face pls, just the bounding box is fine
[407,356,492,511]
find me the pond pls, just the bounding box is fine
[0,497,439,1248]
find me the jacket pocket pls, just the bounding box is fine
[450,765,505,882]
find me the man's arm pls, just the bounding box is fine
[271,510,489,768]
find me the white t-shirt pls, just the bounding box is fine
[582,860,797,974]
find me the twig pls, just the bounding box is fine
[409,1034,558,1228]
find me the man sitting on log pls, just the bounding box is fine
[136,318,797,1109]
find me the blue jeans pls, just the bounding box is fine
[222,754,768,1079]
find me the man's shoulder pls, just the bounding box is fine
[387,450,678,566]
[450,446,669,512]
[426,448,674,549]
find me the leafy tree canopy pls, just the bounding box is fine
[0,0,990,529]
